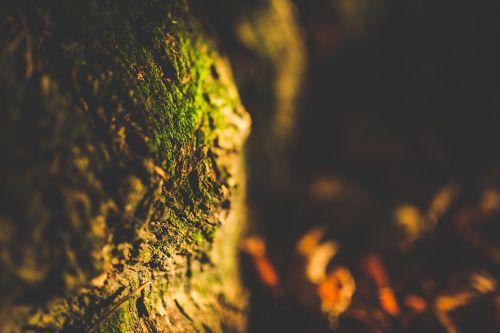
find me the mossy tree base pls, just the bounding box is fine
[0,0,250,331]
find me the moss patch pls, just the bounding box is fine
[1,0,250,331]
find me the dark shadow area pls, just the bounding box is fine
[238,0,500,332]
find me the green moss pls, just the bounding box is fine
[96,300,139,333]
[1,0,249,331]
[50,0,243,253]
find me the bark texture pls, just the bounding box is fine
[0,0,250,332]
[197,0,306,193]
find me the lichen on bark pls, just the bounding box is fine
[0,0,250,332]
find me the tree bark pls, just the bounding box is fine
[197,0,306,194]
[0,0,250,332]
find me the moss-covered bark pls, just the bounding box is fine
[0,0,250,331]
[197,0,306,195]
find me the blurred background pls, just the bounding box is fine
[199,0,500,332]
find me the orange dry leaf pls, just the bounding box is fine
[363,254,401,316]
[241,236,266,256]
[363,254,390,287]
[306,241,339,283]
[435,291,476,312]
[404,294,427,313]
[296,227,339,283]
[318,267,356,320]
[296,227,325,256]
[241,236,280,288]
[379,287,401,316]
[252,256,280,288]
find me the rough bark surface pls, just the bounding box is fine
[0,0,250,332]
[198,0,306,193]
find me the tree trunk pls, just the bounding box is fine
[0,0,250,332]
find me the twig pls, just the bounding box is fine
[87,281,152,333]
